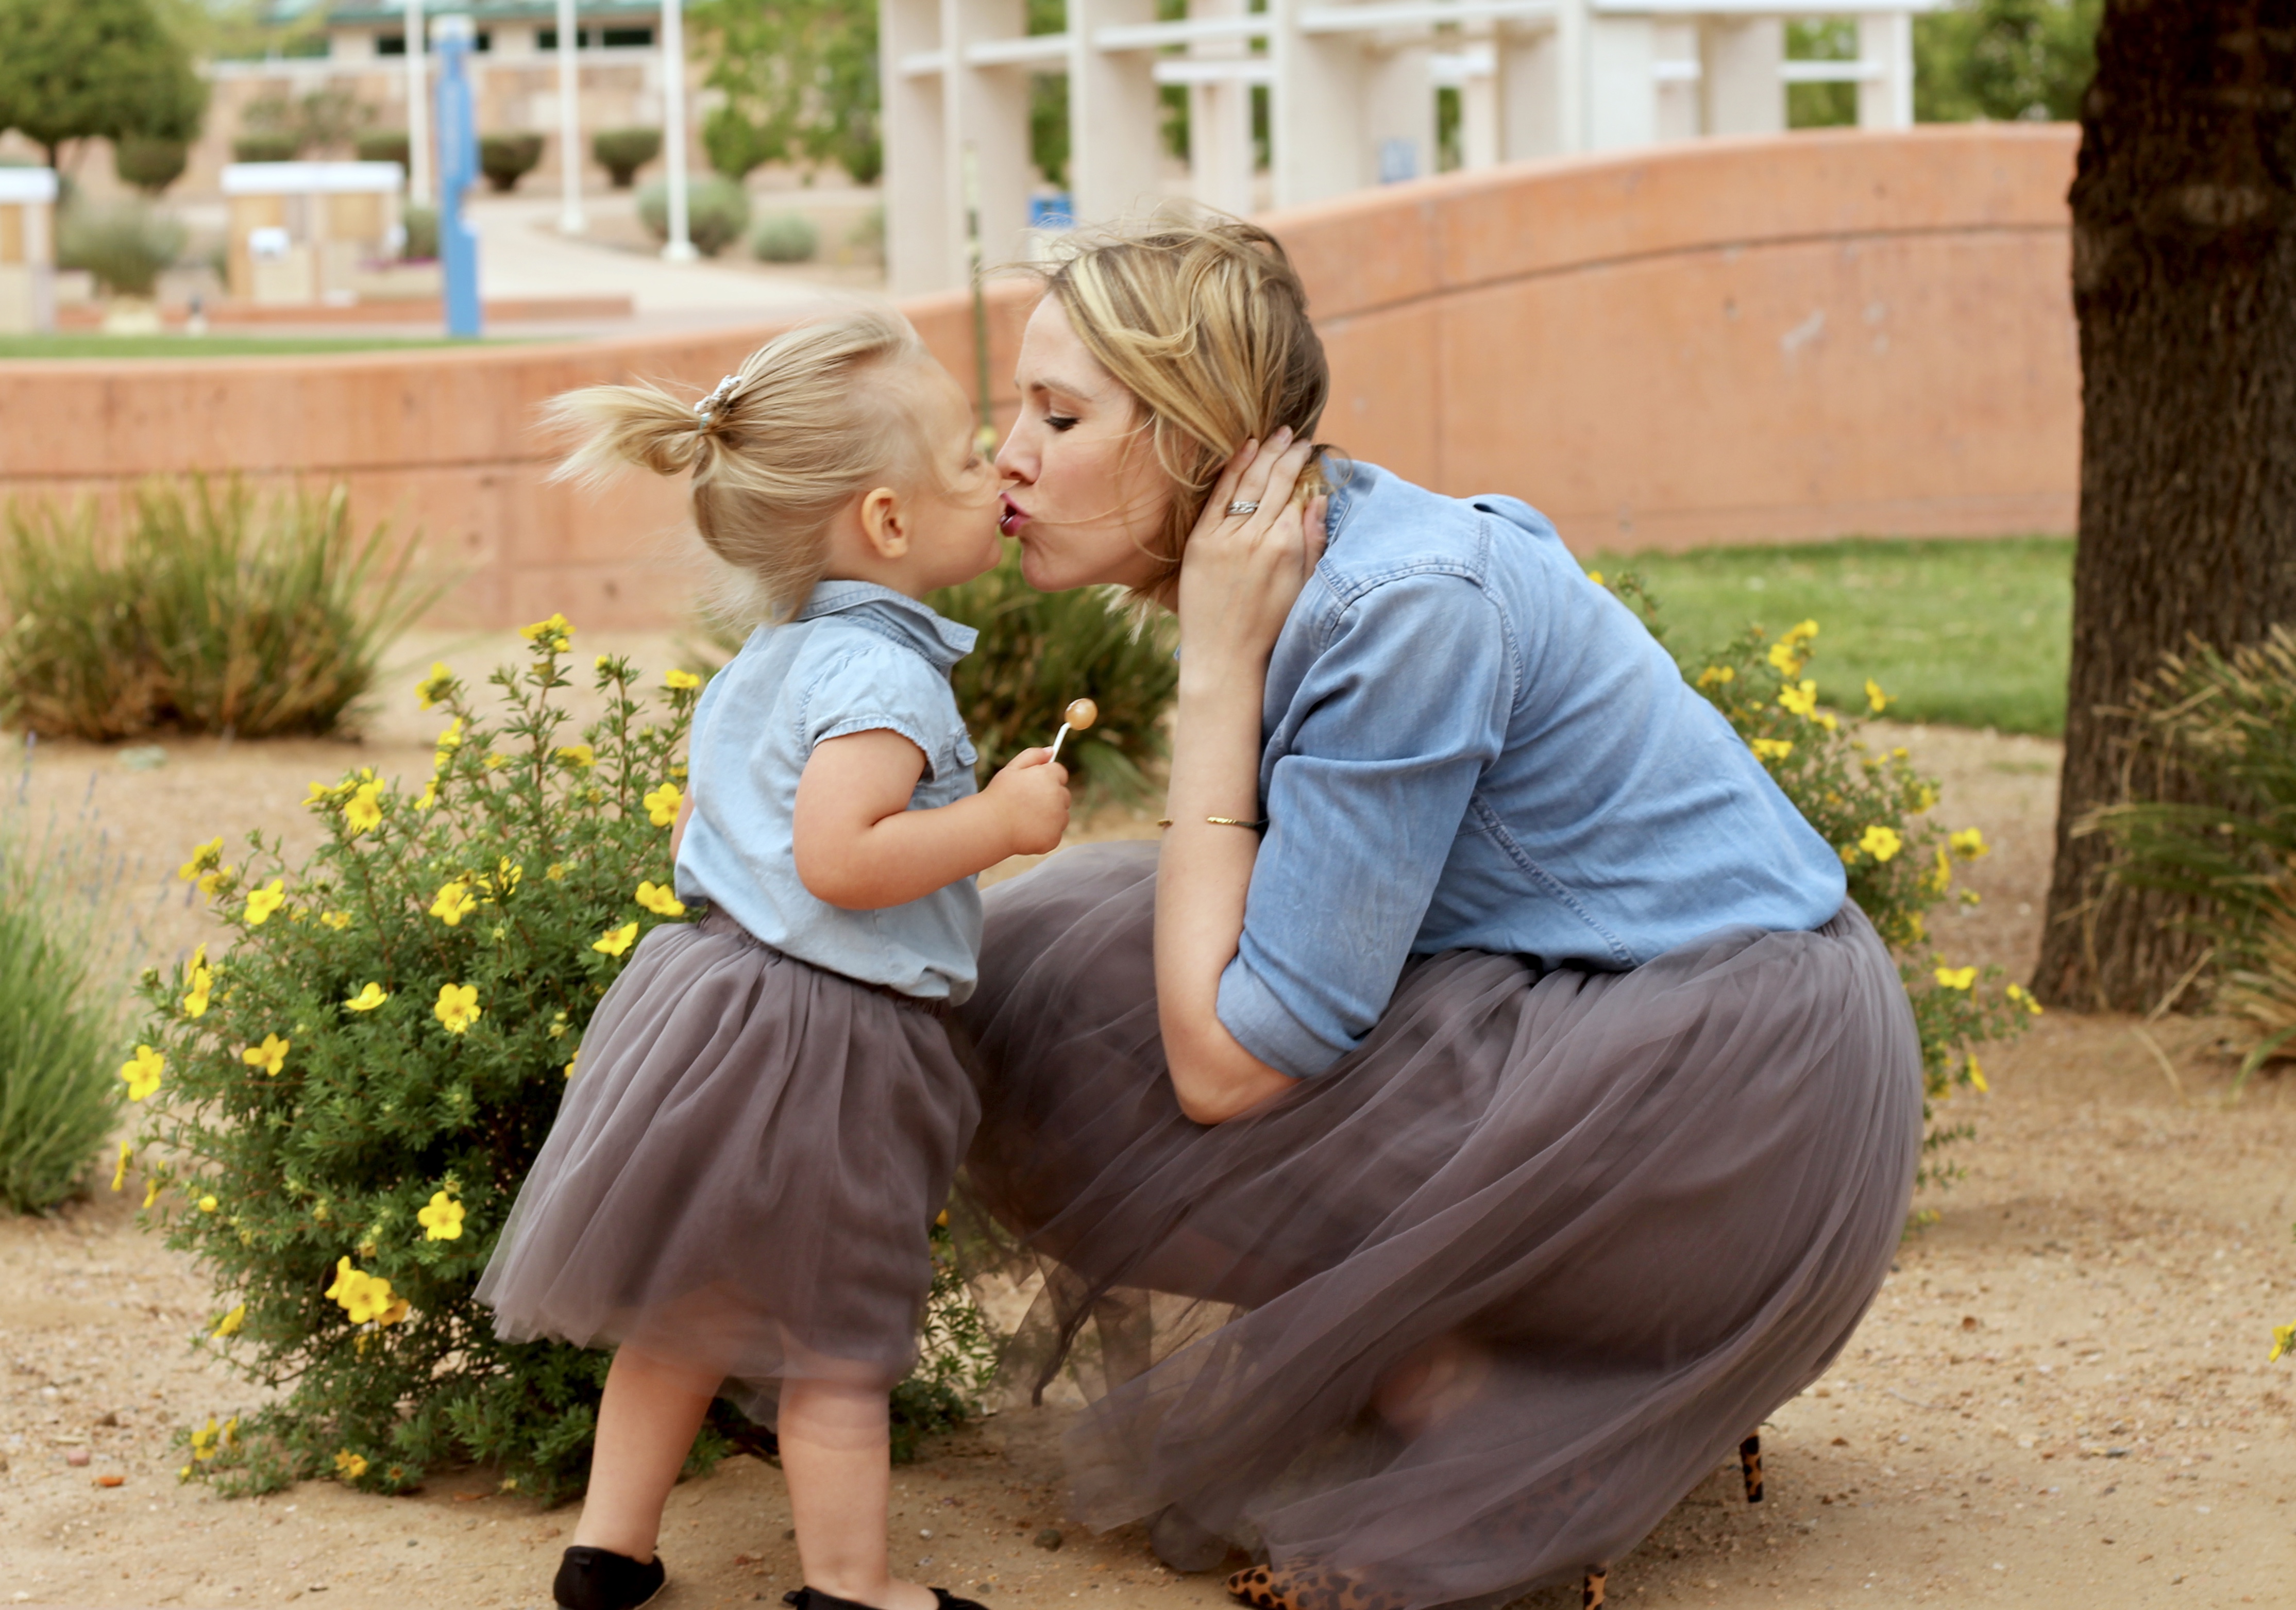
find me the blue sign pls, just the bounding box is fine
[434,18,482,339]
[1029,193,1074,231]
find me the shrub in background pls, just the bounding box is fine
[749,211,818,263]
[637,175,750,257]
[132,629,994,1497]
[0,479,432,742]
[353,130,411,169]
[400,204,440,262]
[0,762,133,1214]
[57,199,187,299]
[114,134,189,195]
[479,132,545,194]
[592,127,661,188]
[230,131,300,163]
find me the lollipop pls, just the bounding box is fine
[1048,698,1097,764]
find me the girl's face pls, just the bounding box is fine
[994,297,1176,596]
[895,359,1008,593]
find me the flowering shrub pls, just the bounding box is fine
[1606,574,2038,1185]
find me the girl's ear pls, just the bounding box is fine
[856,485,909,560]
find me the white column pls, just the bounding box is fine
[1187,0,1258,216]
[1652,20,1699,142]
[946,0,1034,276]
[1459,31,1501,171]
[1585,13,1656,150]
[556,0,586,233]
[405,0,430,204]
[1550,0,1588,153]
[1071,0,1164,226]
[1701,16,1781,135]
[1857,11,1914,129]
[1363,40,1436,182]
[1497,23,1564,159]
[884,0,950,293]
[661,0,696,260]
[1272,0,1368,206]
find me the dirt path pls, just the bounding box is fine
[4,715,2292,1609]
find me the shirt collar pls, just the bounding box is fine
[797,579,978,670]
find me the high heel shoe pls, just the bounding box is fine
[554,1546,667,1610]
[1225,1563,1408,1610]
[1576,1430,1765,1607]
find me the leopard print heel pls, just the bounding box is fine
[1579,1566,1608,1608]
[1223,1564,1407,1610]
[1740,1432,1764,1503]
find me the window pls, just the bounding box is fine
[600,26,655,47]
[378,32,404,55]
[537,27,593,49]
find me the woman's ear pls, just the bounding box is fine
[856,485,910,560]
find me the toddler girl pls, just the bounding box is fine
[477,308,1069,1610]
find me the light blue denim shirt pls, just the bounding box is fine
[1219,463,1848,1078]
[674,580,984,1002]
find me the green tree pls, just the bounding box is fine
[1916,0,2102,122]
[693,0,882,186]
[0,0,209,172]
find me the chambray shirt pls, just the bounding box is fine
[674,581,984,1002]
[1220,463,1847,1079]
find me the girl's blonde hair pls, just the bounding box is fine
[546,306,932,622]
[1040,213,1333,600]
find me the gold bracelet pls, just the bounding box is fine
[1155,815,1268,830]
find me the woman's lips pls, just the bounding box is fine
[999,496,1028,536]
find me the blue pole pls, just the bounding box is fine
[434,15,482,339]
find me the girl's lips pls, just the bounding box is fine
[999,496,1028,535]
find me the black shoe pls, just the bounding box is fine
[556,1546,667,1610]
[785,1589,991,1610]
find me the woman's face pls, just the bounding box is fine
[995,297,1175,595]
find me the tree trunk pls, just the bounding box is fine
[2035,0,2296,1010]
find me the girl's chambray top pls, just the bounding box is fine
[674,580,983,1002]
[1222,463,1849,1079]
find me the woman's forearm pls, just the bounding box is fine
[1155,652,1299,1124]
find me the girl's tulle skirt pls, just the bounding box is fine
[954,841,1922,1607]
[478,910,977,1418]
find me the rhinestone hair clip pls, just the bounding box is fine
[695,373,742,427]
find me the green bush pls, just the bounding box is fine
[0,779,131,1214]
[400,203,438,262]
[637,175,750,257]
[231,131,300,163]
[1614,574,2036,1186]
[749,211,818,263]
[130,626,993,1497]
[56,198,186,298]
[354,130,410,169]
[591,126,661,188]
[0,479,433,741]
[479,132,544,194]
[1916,0,2099,123]
[114,135,188,195]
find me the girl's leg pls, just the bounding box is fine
[780,1377,936,1610]
[572,1345,721,1561]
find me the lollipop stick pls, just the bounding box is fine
[1048,724,1074,764]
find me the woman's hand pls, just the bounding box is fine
[1174,428,1329,684]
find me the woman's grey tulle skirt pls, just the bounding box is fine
[955,841,1922,1607]
[477,910,977,1418]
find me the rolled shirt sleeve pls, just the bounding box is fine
[1216,573,1516,1078]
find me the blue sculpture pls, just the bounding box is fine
[434,14,482,339]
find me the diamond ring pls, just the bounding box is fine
[1226,500,1260,516]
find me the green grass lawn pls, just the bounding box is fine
[0,333,520,359]
[1591,536,2075,736]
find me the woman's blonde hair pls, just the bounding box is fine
[1040,213,1333,600]
[545,306,932,622]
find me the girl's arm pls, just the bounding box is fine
[670,790,696,861]
[794,733,1070,910]
[1155,432,1327,1126]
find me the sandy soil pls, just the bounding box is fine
[3,704,2292,1610]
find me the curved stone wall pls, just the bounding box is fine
[0,124,2078,629]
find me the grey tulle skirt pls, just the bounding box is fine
[954,841,1922,1606]
[477,909,977,1417]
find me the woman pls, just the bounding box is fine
[956,218,1922,1610]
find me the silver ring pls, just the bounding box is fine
[1226,500,1260,516]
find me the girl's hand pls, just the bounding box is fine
[983,747,1072,856]
[1175,428,1330,682]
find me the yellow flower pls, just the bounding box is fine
[434,715,466,756]
[324,1256,402,1325]
[196,863,234,897]
[342,781,384,836]
[244,878,287,927]
[1934,965,1978,991]
[415,661,457,711]
[416,1190,466,1242]
[593,921,639,958]
[546,862,570,882]
[663,667,702,691]
[564,1050,579,1079]
[1949,827,1990,859]
[241,1034,290,1077]
[429,879,478,926]
[433,983,482,1035]
[142,1177,160,1210]
[1695,664,1735,690]
[1782,618,1818,646]
[416,779,439,812]
[644,782,683,827]
[1921,847,1953,896]
[484,858,523,898]
[334,1449,369,1481]
[1777,679,1819,719]
[519,612,574,651]
[181,943,212,1018]
[320,910,351,930]
[190,1416,220,1463]
[1865,678,1893,714]
[176,836,224,883]
[1814,712,1839,732]
[120,1044,164,1102]
[110,1141,132,1193]
[1912,782,1939,812]
[344,982,389,1013]
[2005,982,2045,1017]
[1766,641,1803,676]
[554,743,597,769]
[198,1194,218,1213]
[212,1303,245,1339]
[1584,569,1605,586]
[2270,1322,2296,1364]
[1858,825,1902,863]
[635,880,686,918]
[1750,737,1793,761]
[1965,1054,1989,1094]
